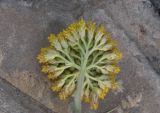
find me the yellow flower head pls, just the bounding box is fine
[37,18,122,110]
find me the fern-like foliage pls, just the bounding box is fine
[37,19,122,111]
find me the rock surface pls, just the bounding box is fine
[150,0,160,15]
[0,78,53,113]
[0,0,160,113]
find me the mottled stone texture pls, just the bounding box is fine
[0,0,160,113]
[150,0,160,15]
[0,78,53,113]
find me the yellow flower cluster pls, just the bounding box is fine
[37,18,122,111]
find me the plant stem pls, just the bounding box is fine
[74,52,88,113]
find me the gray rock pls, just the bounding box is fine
[0,78,53,113]
[0,0,160,113]
[150,0,160,15]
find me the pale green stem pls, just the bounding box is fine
[91,51,102,65]
[56,54,79,69]
[58,49,80,69]
[74,49,89,113]
[86,73,100,82]
[74,58,87,113]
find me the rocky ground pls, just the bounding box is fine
[0,0,160,113]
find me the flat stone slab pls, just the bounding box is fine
[0,0,160,113]
[0,78,53,113]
